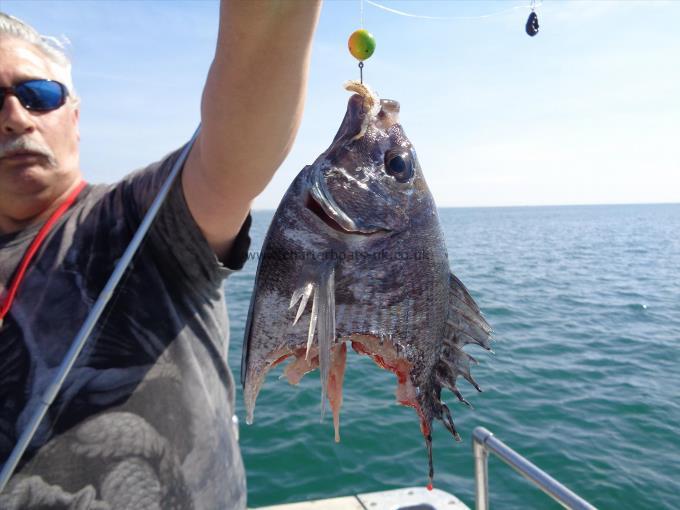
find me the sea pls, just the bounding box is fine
[224,204,680,510]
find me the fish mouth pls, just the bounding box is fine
[307,172,387,235]
[305,192,367,235]
[305,193,348,234]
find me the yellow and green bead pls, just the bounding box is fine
[348,29,376,61]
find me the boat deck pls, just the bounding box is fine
[253,487,471,510]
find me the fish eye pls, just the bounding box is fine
[384,149,414,183]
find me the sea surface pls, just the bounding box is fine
[225,204,680,510]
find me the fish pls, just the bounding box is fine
[241,82,492,487]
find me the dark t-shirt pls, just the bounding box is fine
[0,147,250,509]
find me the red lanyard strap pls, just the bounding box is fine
[0,181,87,324]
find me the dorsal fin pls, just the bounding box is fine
[443,273,492,350]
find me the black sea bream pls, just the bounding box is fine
[241,83,492,486]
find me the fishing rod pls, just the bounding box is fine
[0,125,201,492]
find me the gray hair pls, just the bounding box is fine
[0,11,77,100]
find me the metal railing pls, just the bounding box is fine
[472,427,597,510]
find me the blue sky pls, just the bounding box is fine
[3,0,679,209]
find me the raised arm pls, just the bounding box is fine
[182,0,322,259]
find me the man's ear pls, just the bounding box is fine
[71,103,80,142]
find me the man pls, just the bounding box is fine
[0,2,321,508]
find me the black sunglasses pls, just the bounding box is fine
[0,79,69,112]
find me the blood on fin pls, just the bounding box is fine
[327,342,347,442]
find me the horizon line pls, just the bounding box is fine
[251,200,680,212]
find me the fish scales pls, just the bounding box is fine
[241,83,492,486]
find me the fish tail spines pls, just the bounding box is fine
[436,373,473,409]
[436,271,491,407]
[433,339,483,426]
[440,402,461,442]
[440,349,482,393]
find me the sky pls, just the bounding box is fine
[2,0,679,209]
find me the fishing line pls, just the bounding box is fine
[359,0,364,83]
[349,1,376,84]
[348,1,543,84]
[360,0,364,29]
[365,0,542,21]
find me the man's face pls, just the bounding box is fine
[0,36,80,220]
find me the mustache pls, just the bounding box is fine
[0,137,57,166]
